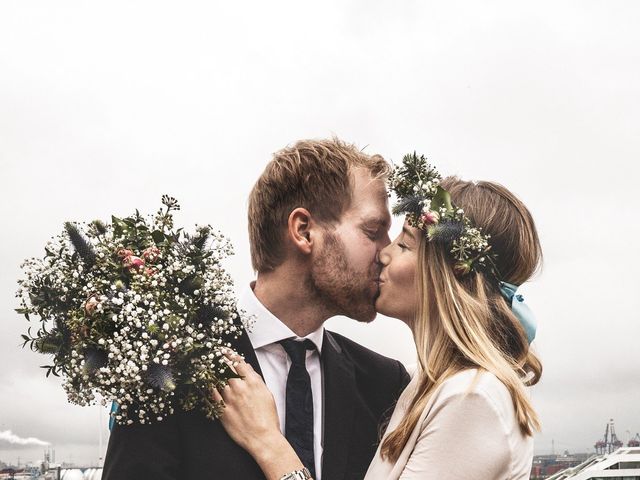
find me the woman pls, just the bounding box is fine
[214,153,542,479]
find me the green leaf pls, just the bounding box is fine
[151,230,166,245]
[123,218,137,228]
[112,216,127,237]
[431,186,453,213]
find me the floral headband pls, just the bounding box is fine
[389,152,498,279]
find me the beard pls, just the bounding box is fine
[308,231,380,323]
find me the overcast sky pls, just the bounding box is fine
[1,0,639,467]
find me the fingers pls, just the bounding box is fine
[221,349,255,379]
[233,358,254,377]
[212,348,262,408]
[212,386,223,403]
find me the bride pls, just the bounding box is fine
[213,154,542,480]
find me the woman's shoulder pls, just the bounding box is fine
[433,369,515,422]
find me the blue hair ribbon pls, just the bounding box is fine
[499,281,537,344]
[109,401,118,430]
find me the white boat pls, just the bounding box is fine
[547,447,640,479]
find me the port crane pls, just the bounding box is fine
[595,419,624,454]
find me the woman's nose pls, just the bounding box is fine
[378,243,391,265]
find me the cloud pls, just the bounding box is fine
[0,430,50,447]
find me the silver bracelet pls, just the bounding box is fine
[279,467,312,480]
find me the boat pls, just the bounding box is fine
[546,446,640,479]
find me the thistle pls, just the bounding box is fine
[83,348,108,374]
[147,364,176,392]
[91,220,107,235]
[392,196,424,218]
[64,222,97,267]
[196,304,229,325]
[427,220,465,244]
[179,275,204,295]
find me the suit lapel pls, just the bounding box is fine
[228,326,263,378]
[321,331,356,480]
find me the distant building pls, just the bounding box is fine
[532,452,593,479]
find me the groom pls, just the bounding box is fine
[102,138,410,480]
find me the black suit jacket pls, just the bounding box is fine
[102,329,409,480]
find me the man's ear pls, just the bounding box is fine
[287,208,314,255]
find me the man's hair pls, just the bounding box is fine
[248,137,389,272]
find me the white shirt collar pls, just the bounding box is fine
[239,284,324,353]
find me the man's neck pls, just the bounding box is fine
[252,269,333,337]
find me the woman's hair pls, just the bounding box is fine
[380,177,543,462]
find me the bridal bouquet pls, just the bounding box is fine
[16,196,248,425]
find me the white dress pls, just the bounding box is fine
[364,369,534,480]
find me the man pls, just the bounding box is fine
[102,138,409,480]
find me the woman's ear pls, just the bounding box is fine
[287,208,313,255]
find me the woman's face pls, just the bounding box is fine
[375,220,420,325]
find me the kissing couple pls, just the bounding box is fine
[103,138,542,480]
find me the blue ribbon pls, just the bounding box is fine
[499,281,537,344]
[109,401,118,430]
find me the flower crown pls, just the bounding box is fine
[389,152,498,278]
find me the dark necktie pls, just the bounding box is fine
[279,338,316,478]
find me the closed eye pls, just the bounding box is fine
[364,229,381,240]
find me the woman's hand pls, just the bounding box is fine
[213,356,307,479]
[213,355,283,455]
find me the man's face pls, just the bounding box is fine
[309,168,391,322]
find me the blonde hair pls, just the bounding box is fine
[381,177,543,462]
[248,138,389,272]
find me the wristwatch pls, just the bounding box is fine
[279,467,312,480]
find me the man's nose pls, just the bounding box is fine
[379,232,391,249]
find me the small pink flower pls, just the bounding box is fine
[420,210,440,225]
[123,255,145,269]
[144,267,157,276]
[142,246,160,263]
[117,248,134,259]
[84,296,100,315]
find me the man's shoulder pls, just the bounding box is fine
[324,330,407,377]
